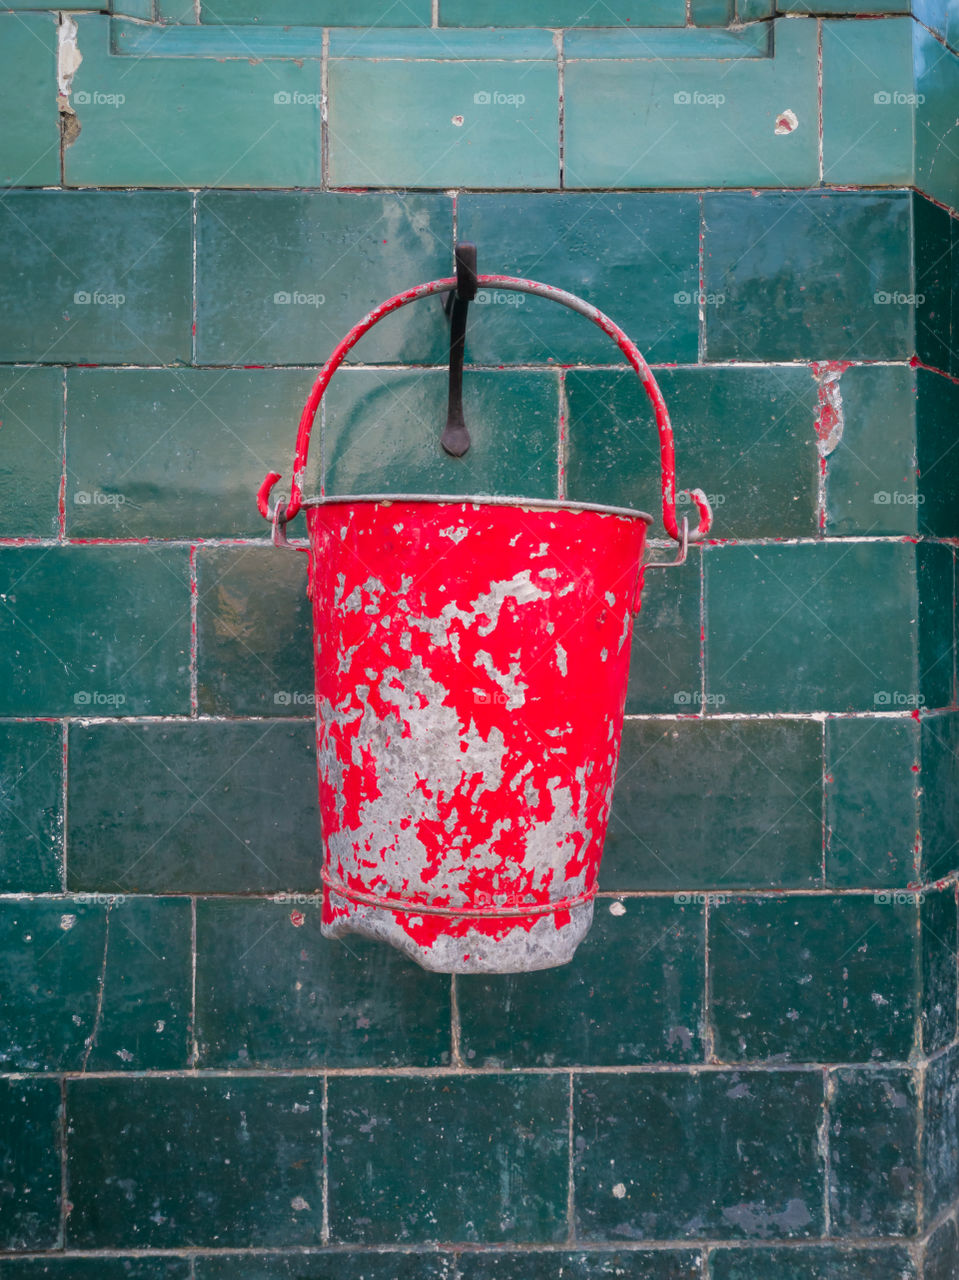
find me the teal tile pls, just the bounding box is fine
[65,368,315,539]
[565,20,818,189]
[196,546,314,718]
[0,12,59,186]
[914,194,952,373]
[703,192,913,361]
[825,717,919,887]
[829,1068,919,1236]
[66,15,322,188]
[922,1042,959,1224]
[114,22,325,55]
[68,721,319,893]
[457,1254,704,1280]
[328,29,557,58]
[705,543,920,713]
[0,897,191,1071]
[328,59,558,189]
[709,895,917,1062]
[563,26,769,56]
[457,898,704,1066]
[0,1262,190,1280]
[821,18,915,187]
[921,712,959,880]
[626,545,702,715]
[921,882,958,1051]
[456,194,700,365]
[195,898,451,1068]
[0,1078,61,1250]
[66,1077,324,1247]
[328,1075,568,1243]
[0,721,62,893]
[195,1258,451,1280]
[917,369,959,538]
[603,719,824,890]
[439,0,686,22]
[915,23,959,210]
[915,0,959,50]
[917,540,955,709]
[710,1245,916,1279]
[566,366,819,539]
[0,547,190,716]
[823,365,920,536]
[737,0,776,15]
[0,367,62,539]
[321,369,559,500]
[202,0,431,21]
[0,191,192,365]
[778,2,909,10]
[574,1070,825,1240]
[924,1215,959,1280]
[195,191,453,366]
[691,0,735,21]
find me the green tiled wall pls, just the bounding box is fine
[0,4,957,1276]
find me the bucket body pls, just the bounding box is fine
[307,497,649,973]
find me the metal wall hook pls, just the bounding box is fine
[441,242,477,458]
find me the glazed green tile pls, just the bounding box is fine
[65,368,315,539]
[457,194,700,366]
[0,547,190,716]
[195,898,450,1068]
[0,721,62,893]
[917,370,959,537]
[439,0,686,21]
[691,0,735,21]
[821,19,914,187]
[829,1067,919,1236]
[917,540,954,709]
[920,711,959,880]
[195,1257,452,1280]
[195,191,452,366]
[566,366,819,539]
[66,1076,324,1247]
[703,192,913,361]
[778,1,909,10]
[456,1254,704,1280]
[710,1245,917,1280]
[705,542,919,712]
[825,717,919,887]
[0,367,62,538]
[457,898,704,1066]
[563,27,769,57]
[0,897,190,1070]
[626,546,702,714]
[66,15,322,188]
[922,1042,959,1223]
[823,365,920,536]
[196,546,313,717]
[0,13,59,187]
[709,895,916,1061]
[155,0,197,19]
[328,29,557,58]
[921,883,958,1051]
[915,0,959,50]
[738,0,776,16]
[68,721,319,893]
[603,719,823,891]
[329,1075,567,1243]
[320,369,559,500]
[0,191,192,365]
[202,0,431,20]
[328,60,558,189]
[915,23,959,210]
[924,1216,959,1280]
[0,1263,190,1280]
[0,1078,61,1250]
[574,1070,824,1240]
[565,20,818,189]
[914,195,952,373]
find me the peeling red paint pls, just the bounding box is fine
[290,911,305,927]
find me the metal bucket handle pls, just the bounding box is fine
[257,274,713,546]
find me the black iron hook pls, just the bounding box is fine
[441,242,477,458]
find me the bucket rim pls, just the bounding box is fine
[301,492,654,523]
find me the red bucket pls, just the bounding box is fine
[259,271,711,972]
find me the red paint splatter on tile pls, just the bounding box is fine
[290,911,305,927]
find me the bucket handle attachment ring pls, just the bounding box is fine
[258,274,713,547]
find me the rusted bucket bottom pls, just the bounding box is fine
[321,891,594,973]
